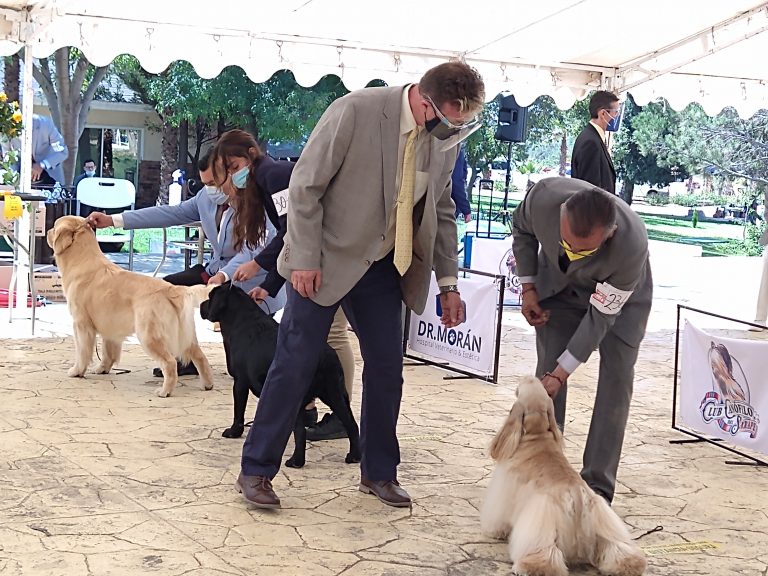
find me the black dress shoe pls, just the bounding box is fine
[303,407,318,427]
[359,477,411,508]
[306,412,347,441]
[235,473,281,509]
[153,361,199,378]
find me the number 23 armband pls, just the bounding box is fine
[589,281,633,315]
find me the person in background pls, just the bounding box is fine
[73,158,98,216]
[87,149,286,376]
[19,114,69,191]
[73,158,97,189]
[451,144,472,222]
[570,91,619,195]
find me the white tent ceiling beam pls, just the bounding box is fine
[616,2,768,92]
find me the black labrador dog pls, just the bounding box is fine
[200,282,360,468]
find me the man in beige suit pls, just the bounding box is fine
[236,62,485,509]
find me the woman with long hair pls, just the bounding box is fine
[210,129,356,435]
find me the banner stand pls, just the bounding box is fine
[671,304,768,467]
[402,267,506,383]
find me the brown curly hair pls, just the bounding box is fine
[210,130,267,251]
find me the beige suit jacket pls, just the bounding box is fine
[278,85,459,314]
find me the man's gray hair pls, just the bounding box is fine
[563,187,617,238]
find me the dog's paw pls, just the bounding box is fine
[345,452,361,464]
[222,426,244,438]
[202,381,214,391]
[93,364,111,374]
[285,456,305,468]
[67,366,86,378]
[156,387,172,398]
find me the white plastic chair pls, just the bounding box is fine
[76,177,136,270]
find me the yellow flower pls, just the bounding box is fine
[0,93,6,102]
[12,111,22,123]
[12,101,19,109]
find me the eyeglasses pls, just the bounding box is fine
[604,108,621,118]
[424,95,480,131]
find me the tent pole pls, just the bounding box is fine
[14,44,35,315]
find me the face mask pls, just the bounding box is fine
[605,105,623,132]
[205,185,228,205]
[231,166,249,189]
[423,95,481,145]
[560,239,597,261]
[85,170,96,177]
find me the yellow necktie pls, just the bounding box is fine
[394,129,418,275]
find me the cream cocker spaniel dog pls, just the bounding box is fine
[480,376,646,576]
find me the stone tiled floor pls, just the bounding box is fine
[1,246,768,575]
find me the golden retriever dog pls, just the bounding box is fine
[480,376,646,576]
[47,216,215,398]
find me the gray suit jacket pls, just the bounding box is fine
[278,85,459,314]
[31,115,68,185]
[121,193,286,312]
[512,177,653,362]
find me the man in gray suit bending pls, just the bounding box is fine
[512,178,653,504]
[236,61,485,509]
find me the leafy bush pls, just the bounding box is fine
[671,191,737,207]
[744,223,767,257]
[646,194,669,206]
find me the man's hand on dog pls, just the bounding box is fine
[86,212,114,229]
[291,269,321,298]
[541,371,567,399]
[521,285,550,326]
[233,260,261,282]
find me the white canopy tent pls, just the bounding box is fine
[0,0,767,115]
[1,0,766,320]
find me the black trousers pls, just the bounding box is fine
[163,264,208,286]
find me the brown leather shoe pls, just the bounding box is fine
[235,473,281,509]
[359,477,412,508]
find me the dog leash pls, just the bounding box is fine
[633,525,663,540]
[94,343,131,375]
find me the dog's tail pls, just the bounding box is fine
[169,284,214,363]
[588,490,647,576]
[186,284,215,307]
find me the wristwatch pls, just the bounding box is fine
[439,284,460,294]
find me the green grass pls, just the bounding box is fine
[104,227,193,253]
[639,214,750,256]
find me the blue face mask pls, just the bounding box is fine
[205,185,228,205]
[231,166,249,189]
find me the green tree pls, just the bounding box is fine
[111,58,351,197]
[632,100,768,208]
[612,95,687,204]
[525,95,589,175]
[25,48,108,186]
[463,98,523,200]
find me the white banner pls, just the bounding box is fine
[680,321,766,456]
[466,236,521,306]
[407,275,499,376]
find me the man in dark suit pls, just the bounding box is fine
[570,91,620,194]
